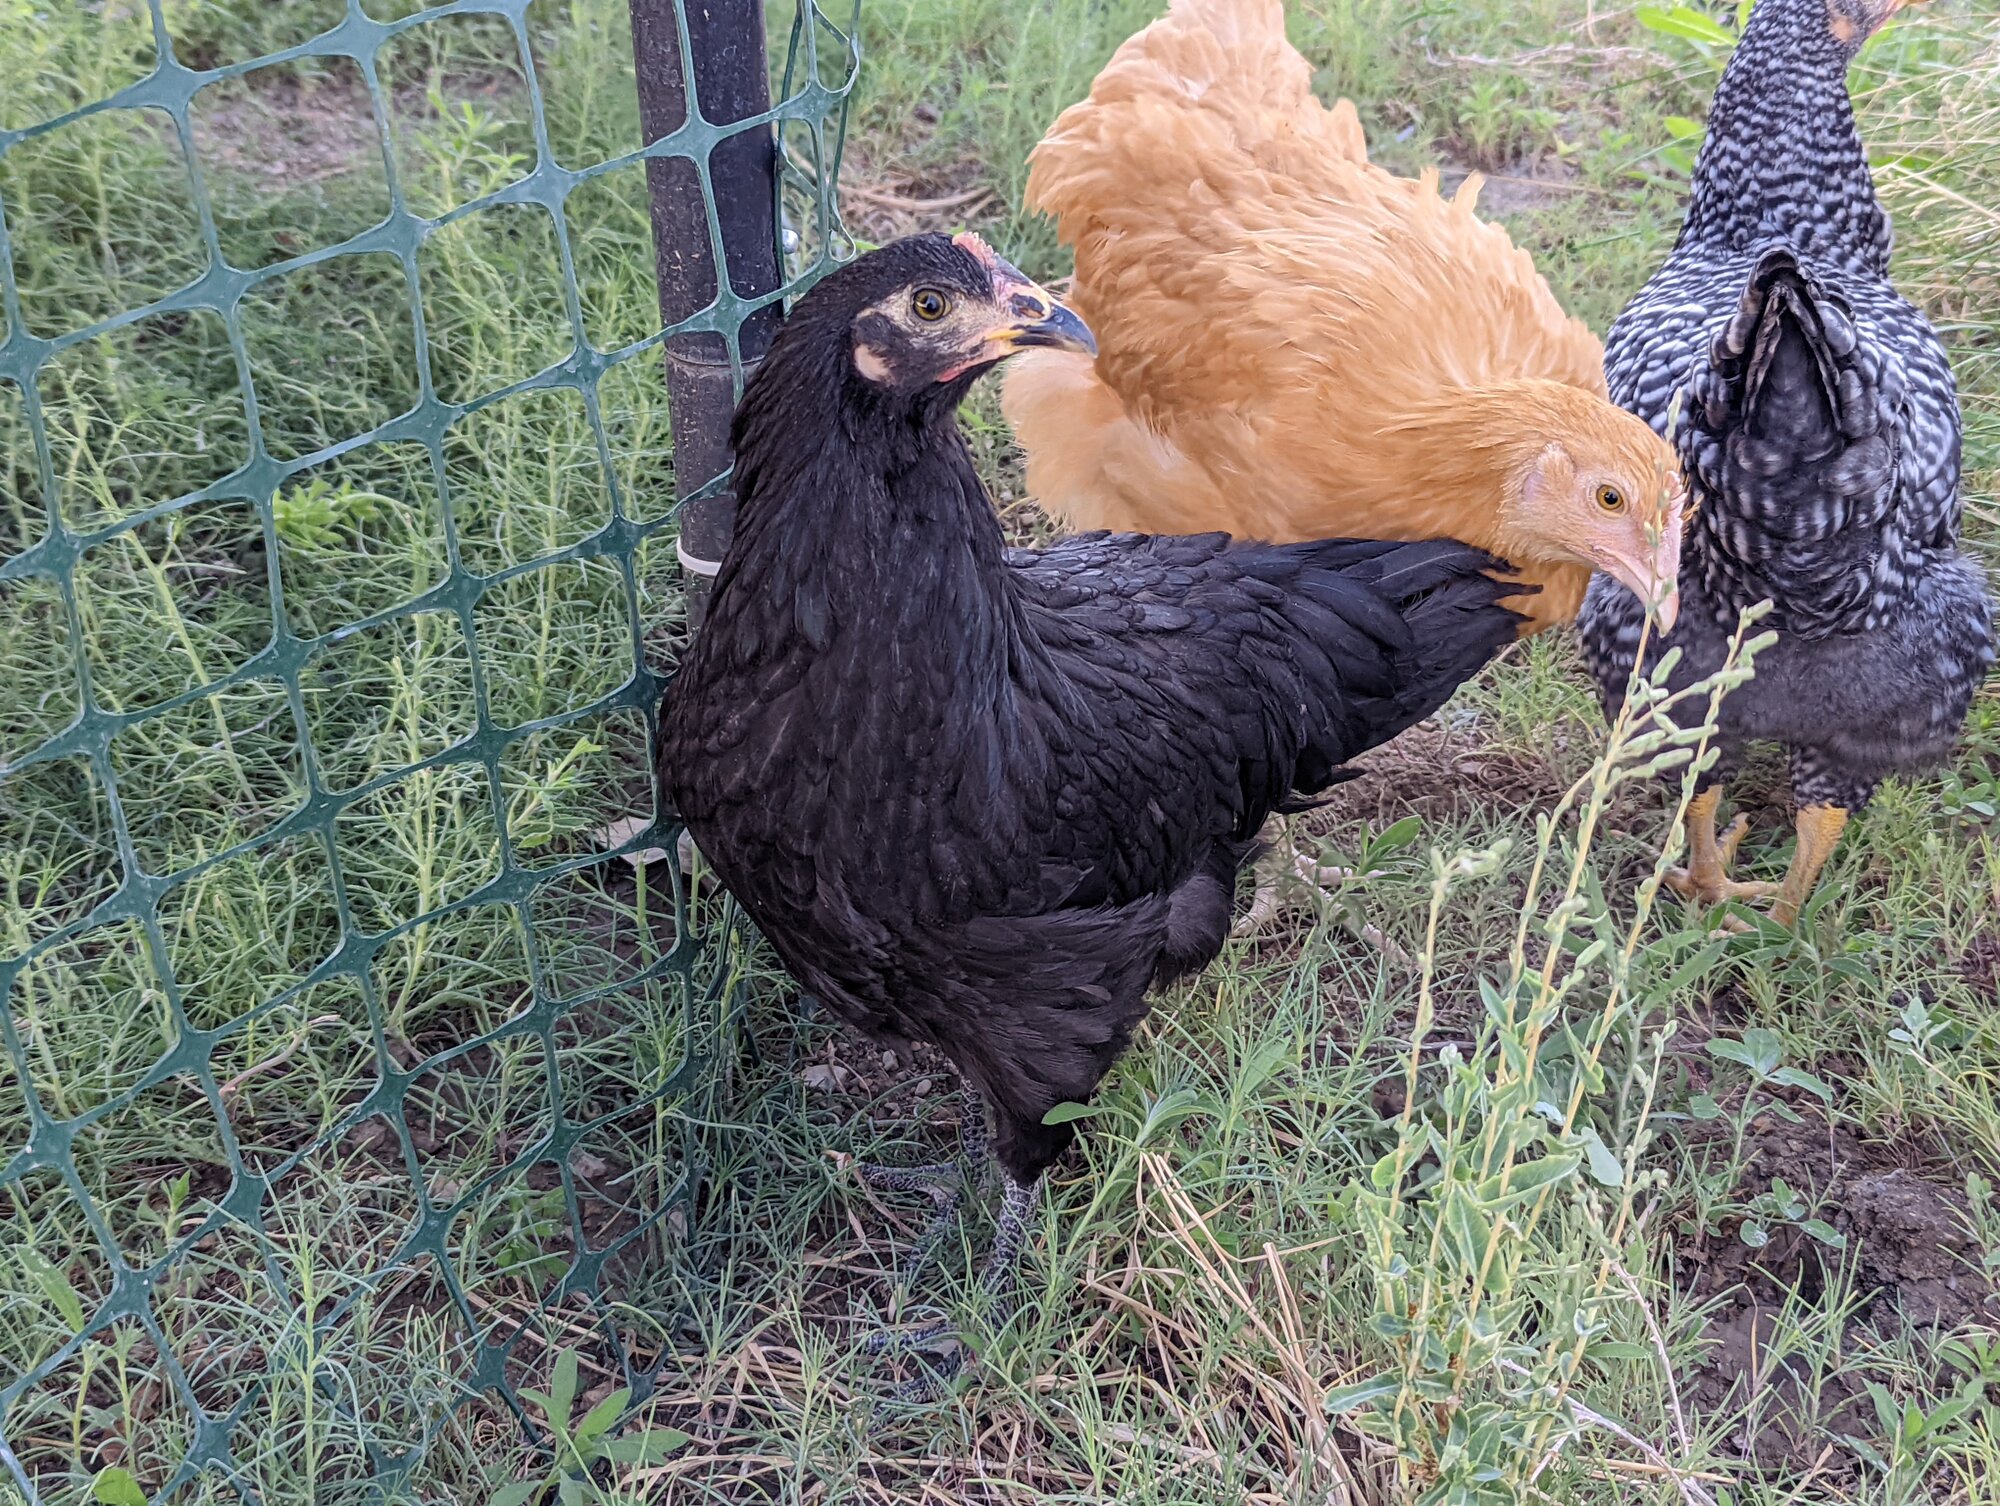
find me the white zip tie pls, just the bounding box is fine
[676,536,723,578]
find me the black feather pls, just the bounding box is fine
[661,235,1524,1185]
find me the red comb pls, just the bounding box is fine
[952,231,1001,268]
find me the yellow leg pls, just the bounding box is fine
[1770,805,1849,928]
[1664,788,1779,909]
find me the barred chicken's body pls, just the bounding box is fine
[1576,0,1993,922]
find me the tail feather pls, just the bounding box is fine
[1280,539,1527,794]
[1687,248,1897,547]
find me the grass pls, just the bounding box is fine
[0,0,1997,1503]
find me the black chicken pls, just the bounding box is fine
[658,233,1524,1346]
[1577,0,1995,928]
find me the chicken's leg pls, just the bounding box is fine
[853,1087,990,1284]
[864,1172,1042,1374]
[1664,788,1778,910]
[1231,817,1407,961]
[1770,804,1848,928]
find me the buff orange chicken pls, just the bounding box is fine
[1004,0,1684,640]
[1002,0,1687,932]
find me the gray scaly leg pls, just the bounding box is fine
[864,1171,1043,1382]
[852,1085,990,1292]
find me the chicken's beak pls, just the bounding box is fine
[1653,568,1682,635]
[994,294,1097,356]
[952,232,1096,360]
[1604,493,1684,635]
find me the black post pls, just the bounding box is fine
[629,0,785,630]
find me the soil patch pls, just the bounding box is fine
[836,109,996,243]
[1959,929,2000,1004]
[1295,710,1578,832]
[1672,1106,1992,1477]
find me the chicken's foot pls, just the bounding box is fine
[1770,804,1848,928]
[853,1087,990,1284]
[1231,819,1407,962]
[1664,789,1777,923]
[864,1173,1043,1399]
[855,1160,972,1276]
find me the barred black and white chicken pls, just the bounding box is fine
[1577,0,1995,929]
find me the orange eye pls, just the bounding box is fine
[912,288,951,321]
[1595,484,1625,513]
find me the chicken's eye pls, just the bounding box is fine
[1595,484,1626,513]
[912,288,951,322]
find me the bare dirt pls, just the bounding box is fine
[1437,153,1590,218]
[1671,1103,1993,1478]
[1294,706,1581,831]
[192,69,383,186]
[1959,928,2000,1005]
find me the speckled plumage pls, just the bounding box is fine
[1576,0,1994,819]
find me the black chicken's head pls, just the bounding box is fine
[791,233,1095,405]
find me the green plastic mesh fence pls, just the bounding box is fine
[0,1,856,1499]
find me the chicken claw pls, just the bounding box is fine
[1664,789,1778,917]
[1231,819,1410,964]
[1232,843,1360,937]
[853,1089,991,1287]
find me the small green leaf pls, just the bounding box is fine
[1369,1311,1413,1340]
[92,1467,148,1506]
[1587,1341,1652,1362]
[1324,1374,1401,1415]
[549,1349,580,1420]
[1041,1101,1096,1126]
[1371,816,1424,854]
[1476,1150,1580,1208]
[1688,1093,1722,1121]
[1636,3,1736,45]
[1707,1037,1756,1068]
[488,1485,541,1506]
[1923,1392,1976,1433]
[1740,1220,1770,1248]
[575,1387,631,1444]
[603,1428,693,1466]
[1444,1185,1489,1272]
[1768,1066,1833,1102]
[1579,1126,1625,1188]
[1709,1027,1784,1078]
[1664,114,1705,140]
[1798,1219,1847,1250]
[1842,1433,1891,1473]
[19,1250,85,1333]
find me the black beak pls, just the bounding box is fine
[1004,296,1096,356]
[978,247,1096,358]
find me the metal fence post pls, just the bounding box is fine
[629,0,785,630]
